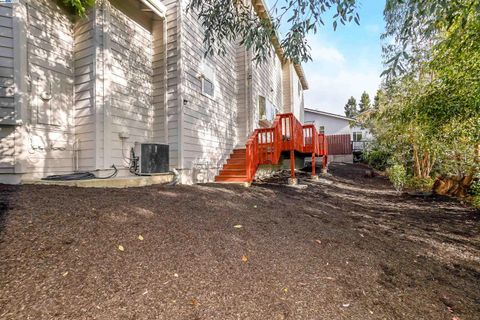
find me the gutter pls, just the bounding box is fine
[140,0,167,18]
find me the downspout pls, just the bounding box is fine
[176,0,185,179]
[163,16,168,145]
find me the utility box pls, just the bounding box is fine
[134,143,169,174]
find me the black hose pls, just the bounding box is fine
[41,172,96,181]
[41,165,118,181]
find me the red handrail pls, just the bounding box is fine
[245,113,329,182]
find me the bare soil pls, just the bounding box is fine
[0,163,479,320]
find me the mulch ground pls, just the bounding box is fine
[0,163,479,320]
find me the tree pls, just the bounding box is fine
[358,91,371,113]
[344,96,357,118]
[367,0,480,192]
[62,0,94,16]
[65,0,466,67]
[381,0,480,79]
[372,90,382,109]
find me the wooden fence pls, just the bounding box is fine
[326,134,352,155]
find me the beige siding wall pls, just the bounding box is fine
[291,66,304,122]
[282,62,305,122]
[0,5,14,125]
[0,126,14,173]
[251,53,283,128]
[25,0,75,175]
[0,4,14,173]
[282,62,292,114]
[235,44,248,144]
[109,2,154,168]
[179,5,239,182]
[164,0,179,169]
[74,11,96,170]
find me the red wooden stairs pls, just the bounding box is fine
[215,113,329,183]
[215,149,249,183]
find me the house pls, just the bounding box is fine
[304,108,371,162]
[0,0,308,184]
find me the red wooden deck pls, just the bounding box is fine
[215,113,330,183]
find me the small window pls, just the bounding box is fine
[266,100,277,121]
[353,132,363,142]
[258,96,266,120]
[201,77,214,98]
[318,125,325,134]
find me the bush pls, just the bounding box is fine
[364,147,393,171]
[387,164,407,193]
[469,179,480,208]
[406,177,434,192]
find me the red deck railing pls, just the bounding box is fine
[245,113,329,182]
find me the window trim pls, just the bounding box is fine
[353,131,363,142]
[258,95,267,120]
[201,76,215,99]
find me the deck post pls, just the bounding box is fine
[311,153,315,177]
[290,150,295,178]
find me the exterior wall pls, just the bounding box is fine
[251,52,283,129]
[235,44,248,145]
[0,4,15,174]
[74,9,96,171]
[87,0,168,175]
[282,61,305,121]
[304,110,372,140]
[291,67,305,122]
[23,0,75,178]
[109,1,154,169]
[0,0,170,183]
[178,2,240,183]
[164,0,180,170]
[305,112,353,135]
[0,0,309,184]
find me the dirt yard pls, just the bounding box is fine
[0,163,479,320]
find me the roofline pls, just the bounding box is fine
[251,0,309,90]
[304,108,356,121]
[140,0,166,18]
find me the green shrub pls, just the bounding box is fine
[387,164,407,193]
[469,179,480,208]
[364,147,393,171]
[406,177,434,192]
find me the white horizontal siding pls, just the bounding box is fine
[180,8,240,179]
[251,52,283,128]
[24,0,75,175]
[74,9,96,171]
[109,2,155,166]
[0,3,14,141]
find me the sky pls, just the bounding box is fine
[300,1,385,115]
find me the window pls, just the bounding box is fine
[258,96,266,120]
[199,62,215,98]
[266,100,277,121]
[201,77,214,98]
[353,132,363,142]
[298,80,302,96]
[318,125,325,134]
